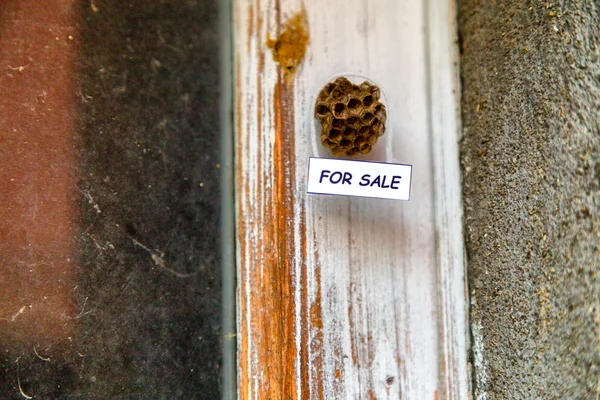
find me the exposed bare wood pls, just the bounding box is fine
[234,0,468,398]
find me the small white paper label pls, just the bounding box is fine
[307,157,412,200]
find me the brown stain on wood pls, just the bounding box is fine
[348,285,359,367]
[309,231,324,398]
[266,5,309,85]
[299,204,309,400]
[347,215,359,369]
[237,3,312,399]
[268,65,299,400]
[246,2,253,53]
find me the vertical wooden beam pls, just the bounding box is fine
[234,0,468,398]
[428,1,469,398]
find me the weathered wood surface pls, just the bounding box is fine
[234,0,468,398]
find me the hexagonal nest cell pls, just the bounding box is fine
[315,77,387,157]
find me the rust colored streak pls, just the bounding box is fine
[0,0,78,346]
[237,4,310,398]
[368,332,376,368]
[348,299,358,367]
[246,2,254,53]
[347,213,359,368]
[268,68,299,400]
[257,12,265,75]
[309,236,324,399]
[299,205,309,400]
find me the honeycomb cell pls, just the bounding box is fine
[329,129,343,142]
[333,102,346,117]
[314,77,386,157]
[347,98,361,112]
[374,103,387,122]
[332,118,344,129]
[343,127,356,139]
[346,116,360,128]
[359,143,371,154]
[361,111,374,124]
[315,103,330,118]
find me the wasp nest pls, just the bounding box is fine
[315,77,387,157]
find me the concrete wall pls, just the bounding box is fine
[459,1,600,398]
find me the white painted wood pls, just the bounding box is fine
[234,0,468,398]
[427,1,470,398]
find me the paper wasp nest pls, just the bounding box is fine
[314,77,387,157]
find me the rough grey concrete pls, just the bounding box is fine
[459,1,600,399]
